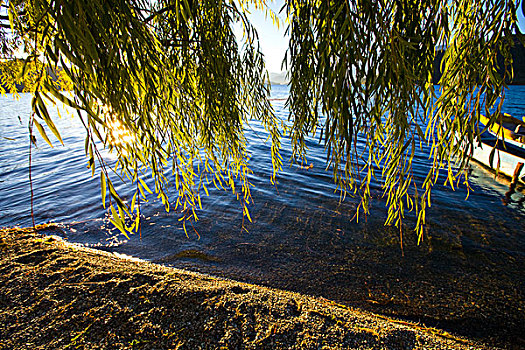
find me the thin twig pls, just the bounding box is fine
[29,114,36,229]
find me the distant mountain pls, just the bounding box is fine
[269,72,288,85]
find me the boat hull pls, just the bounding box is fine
[470,134,525,184]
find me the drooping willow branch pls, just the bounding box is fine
[1,0,522,242]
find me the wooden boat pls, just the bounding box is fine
[469,113,525,184]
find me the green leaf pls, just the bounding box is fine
[108,180,130,216]
[45,45,58,63]
[138,177,152,194]
[100,172,107,208]
[36,94,63,145]
[488,147,496,168]
[130,192,137,212]
[110,205,129,239]
[33,119,53,147]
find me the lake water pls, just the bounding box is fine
[1,86,524,346]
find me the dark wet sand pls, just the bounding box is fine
[0,226,494,349]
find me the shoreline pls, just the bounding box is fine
[0,225,495,349]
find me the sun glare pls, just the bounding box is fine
[97,104,135,152]
[107,118,134,147]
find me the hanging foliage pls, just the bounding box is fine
[286,0,521,240]
[0,0,522,240]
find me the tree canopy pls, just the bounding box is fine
[0,0,523,241]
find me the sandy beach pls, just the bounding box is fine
[0,225,498,349]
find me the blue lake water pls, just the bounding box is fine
[1,85,524,345]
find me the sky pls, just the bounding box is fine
[246,1,525,74]
[238,0,288,73]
